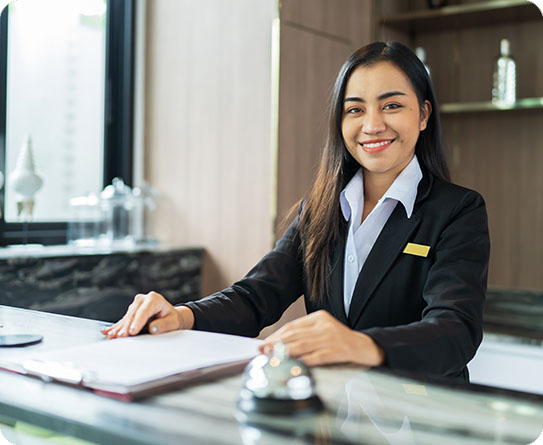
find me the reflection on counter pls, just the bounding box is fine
[0,244,203,322]
[237,366,543,445]
[332,370,542,445]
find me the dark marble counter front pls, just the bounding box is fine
[0,245,204,323]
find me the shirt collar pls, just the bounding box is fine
[340,155,423,221]
[340,169,363,222]
[383,155,423,218]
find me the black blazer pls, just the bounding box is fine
[185,172,490,380]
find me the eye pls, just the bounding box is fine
[383,103,402,110]
[345,107,363,115]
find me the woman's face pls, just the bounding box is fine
[341,61,431,182]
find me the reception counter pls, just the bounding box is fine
[0,306,541,445]
[0,244,203,322]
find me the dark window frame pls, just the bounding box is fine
[0,0,135,246]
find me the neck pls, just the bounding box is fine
[363,172,396,205]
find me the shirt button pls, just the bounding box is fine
[347,255,355,263]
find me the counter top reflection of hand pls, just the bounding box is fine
[101,291,195,339]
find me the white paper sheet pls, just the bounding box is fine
[13,330,261,387]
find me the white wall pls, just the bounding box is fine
[468,334,543,395]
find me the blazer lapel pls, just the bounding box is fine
[328,235,349,324]
[347,203,422,328]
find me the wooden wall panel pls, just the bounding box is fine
[144,0,277,296]
[281,0,372,45]
[276,25,351,226]
[443,111,543,290]
[414,29,459,104]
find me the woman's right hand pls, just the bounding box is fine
[101,291,195,339]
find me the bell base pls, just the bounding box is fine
[237,393,324,416]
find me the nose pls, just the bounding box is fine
[362,108,386,135]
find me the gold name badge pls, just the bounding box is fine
[403,243,430,258]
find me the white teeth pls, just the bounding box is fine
[362,140,391,148]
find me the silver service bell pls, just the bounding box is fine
[237,342,324,415]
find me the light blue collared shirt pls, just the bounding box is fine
[339,155,423,315]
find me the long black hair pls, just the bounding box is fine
[299,41,450,304]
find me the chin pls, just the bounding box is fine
[360,158,394,173]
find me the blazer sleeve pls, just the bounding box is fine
[183,215,305,337]
[362,190,490,377]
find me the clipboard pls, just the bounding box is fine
[0,330,261,401]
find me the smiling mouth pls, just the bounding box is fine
[359,139,395,153]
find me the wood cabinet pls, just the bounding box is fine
[374,0,543,290]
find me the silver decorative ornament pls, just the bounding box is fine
[10,135,44,219]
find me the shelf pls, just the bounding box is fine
[379,0,541,32]
[440,97,543,113]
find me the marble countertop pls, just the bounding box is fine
[0,242,203,259]
[1,305,542,445]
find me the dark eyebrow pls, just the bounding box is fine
[344,91,407,103]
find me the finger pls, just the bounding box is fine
[261,330,319,358]
[114,319,133,338]
[265,323,316,347]
[258,343,273,354]
[106,324,125,339]
[148,312,180,335]
[128,304,160,335]
[129,292,171,335]
[101,307,134,337]
[262,315,323,345]
[299,350,329,367]
[264,324,302,343]
[104,294,145,338]
[282,338,321,358]
[102,323,124,338]
[101,323,115,334]
[120,293,156,335]
[280,310,329,329]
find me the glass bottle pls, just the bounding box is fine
[492,39,516,105]
[415,47,431,77]
[67,192,101,248]
[100,177,134,247]
[131,181,159,245]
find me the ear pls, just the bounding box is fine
[419,100,432,131]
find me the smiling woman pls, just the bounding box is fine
[104,42,490,383]
[342,62,431,192]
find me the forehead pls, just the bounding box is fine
[344,61,415,96]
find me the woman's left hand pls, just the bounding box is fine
[259,310,385,367]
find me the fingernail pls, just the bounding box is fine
[129,324,136,333]
[151,325,158,333]
[119,330,125,337]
